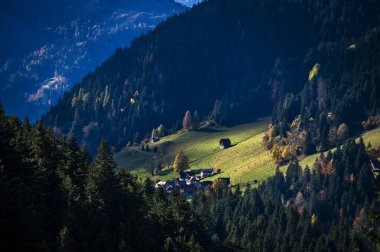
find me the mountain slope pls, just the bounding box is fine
[0,0,185,121]
[115,117,274,183]
[44,0,380,154]
[115,116,380,186]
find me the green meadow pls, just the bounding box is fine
[115,119,380,185]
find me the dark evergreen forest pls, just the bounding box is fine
[2,104,380,251]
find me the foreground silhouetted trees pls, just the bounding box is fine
[1,105,380,251]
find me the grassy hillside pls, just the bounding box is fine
[296,127,380,169]
[115,117,276,184]
[115,119,380,185]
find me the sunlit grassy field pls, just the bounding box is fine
[114,117,275,184]
[295,127,380,169]
[115,118,380,185]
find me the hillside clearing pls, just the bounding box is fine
[293,127,380,170]
[115,117,275,184]
[115,119,380,185]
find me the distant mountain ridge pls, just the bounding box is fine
[175,0,202,7]
[44,0,380,154]
[0,0,185,121]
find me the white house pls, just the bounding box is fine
[201,168,214,178]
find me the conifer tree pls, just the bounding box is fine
[85,140,119,251]
[303,131,314,155]
[182,110,192,130]
[32,120,65,248]
[193,111,200,129]
[173,151,190,173]
[337,123,349,144]
[86,139,117,208]
[58,226,77,252]
[151,128,158,139]
[158,124,165,137]
[79,144,90,182]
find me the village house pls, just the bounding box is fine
[200,168,214,178]
[151,136,160,143]
[155,181,166,188]
[186,176,198,185]
[156,171,231,199]
[219,138,231,149]
[179,171,195,181]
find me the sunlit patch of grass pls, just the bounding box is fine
[115,117,275,184]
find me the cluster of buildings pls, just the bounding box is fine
[155,169,230,199]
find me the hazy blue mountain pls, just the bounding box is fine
[0,0,185,121]
[175,0,202,7]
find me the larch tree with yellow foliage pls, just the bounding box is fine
[311,214,318,225]
[271,144,284,165]
[308,63,320,81]
[173,150,190,173]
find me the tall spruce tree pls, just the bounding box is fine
[303,131,314,155]
[85,139,120,251]
[86,139,118,208]
[193,111,200,129]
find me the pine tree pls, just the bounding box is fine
[85,140,119,251]
[151,128,158,139]
[58,226,77,252]
[86,139,118,208]
[182,110,192,130]
[173,151,190,173]
[79,145,90,184]
[157,124,165,137]
[32,120,65,248]
[337,123,349,144]
[303,131,314,155]
[193,111,200,129]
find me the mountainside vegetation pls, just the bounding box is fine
[267,27,380,163]
[115,118,275,183]
[44,0,380,154]
[115,116,380,187]
[0,0,185,121]
[3,0,380,251]
[193,139,380,251]
[2,105,380,251]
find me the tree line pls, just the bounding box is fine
[2,103,380,251]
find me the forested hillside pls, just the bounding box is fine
[0,106,209,251]
[44,0,380,154]
[2,105,380,251]
[265,28,380,166]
